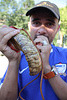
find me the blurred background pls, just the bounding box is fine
[0,0,67,81]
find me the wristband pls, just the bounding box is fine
[43,66,58,79]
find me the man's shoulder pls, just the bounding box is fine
[52,44,67,53]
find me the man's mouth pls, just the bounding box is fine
[34,34,49,41]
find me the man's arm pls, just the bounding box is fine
[34,35,67,100]
[48,74,67,100]
[0,60,20,100]
[0,25,21,100]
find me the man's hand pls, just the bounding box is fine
[0,25,21,62]
[34,35,52,74]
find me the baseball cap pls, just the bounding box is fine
[26,1,60,21]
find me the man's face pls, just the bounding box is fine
[28,10,59,44]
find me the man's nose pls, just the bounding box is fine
[38,25,47,35]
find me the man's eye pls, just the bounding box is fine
[46,23,54,27]
[48,23,53,26]
[34,22,40,25]
[32,21,41,27]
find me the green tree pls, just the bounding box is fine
[0,0,35,32]
[53,6,67,47]
[60,6,67,35]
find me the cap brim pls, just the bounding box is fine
[26,6,59,20]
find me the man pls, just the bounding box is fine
[0,1,67,100]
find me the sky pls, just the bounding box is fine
[34,0,67,8]
[16,0,67,8]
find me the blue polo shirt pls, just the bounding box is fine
[0,44,67,100]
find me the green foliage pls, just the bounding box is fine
[63,35,67,47]
[53,6,67,47]
[0,0,34,35]
[60,6,67,35]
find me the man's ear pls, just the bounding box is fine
[57,24,60,32]
[28,22,30,32]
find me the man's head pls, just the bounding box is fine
[26,1,60,44]
[26,1,60,21]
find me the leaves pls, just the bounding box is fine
[0,0,34,32]
[53,6,67,47]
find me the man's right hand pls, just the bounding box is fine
[0,25,21,62]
